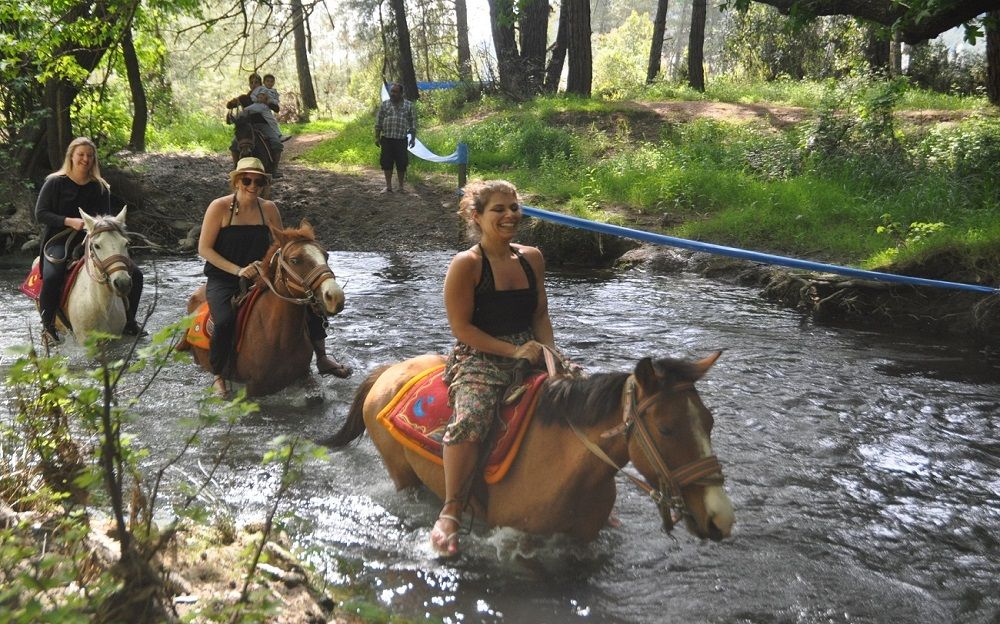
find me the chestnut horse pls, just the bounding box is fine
[61,208,134,344]
[180,221,345,396]
[324,352,735,542]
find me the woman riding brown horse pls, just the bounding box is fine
[323,351,735,547]
[181,219,346,396]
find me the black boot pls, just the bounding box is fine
[41,324,63,346]
[122,319,148,337]
[312,339,351,378]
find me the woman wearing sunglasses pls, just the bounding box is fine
[197,157,351,396]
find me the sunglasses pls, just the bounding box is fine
[241,176,268,188]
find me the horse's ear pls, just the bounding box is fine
[114,205,128,225]
[691,351,722,380]
[633,357,658,391]
[298,219,315,238]
[78,209,96,231]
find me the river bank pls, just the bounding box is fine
[2,144,997,346]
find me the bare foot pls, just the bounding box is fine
[316,356,353,378]
[430,514,460,557]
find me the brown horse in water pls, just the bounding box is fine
[324,352,735,542]
[180,221,345,396]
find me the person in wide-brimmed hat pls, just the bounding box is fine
[197,157,351,397]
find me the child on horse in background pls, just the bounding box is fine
[227,73,284,176]
[33,136,146,345]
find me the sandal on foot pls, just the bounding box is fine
[430,514,460,557]
[212,376,230,400]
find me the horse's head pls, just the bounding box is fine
[626,352,735,541]
[262,219,345,316]
[79,207,132,298]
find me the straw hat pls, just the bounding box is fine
[229,157,271,183]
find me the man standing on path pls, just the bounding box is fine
[375,83,416,194]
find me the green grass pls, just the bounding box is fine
[154,80,1000,280]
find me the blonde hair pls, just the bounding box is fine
[458,179,518,237]
[48,137,110,191]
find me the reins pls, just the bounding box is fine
[251,239,335,315]
[567,373,725,531]
[83,222,133,289]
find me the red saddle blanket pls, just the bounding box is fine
[185,286,264,352]
[376,364,548,484]
[19,259,85,309]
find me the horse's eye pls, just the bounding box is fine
[658,424,673,436]
[290,256,301,264]
[93,244,101,250]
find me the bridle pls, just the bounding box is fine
[83,221,133,296]
[568,374,725,532]
[253,239,336,316]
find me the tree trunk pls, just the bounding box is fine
[488,0,527,98]
[565,0,592,95]
[544,3,568,93]
[646,0,670,83]
[122,29,147,152]
[865,26,890,73]
[291,0,318,111]
[519,0,549,94]
[390,0,419,99]
[455,0,472,80]
[687,0,706,91]
[671,0,690,79]
[988,10,1000,106]
[889,31,902,77]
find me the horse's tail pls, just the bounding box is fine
[319,364,391,448]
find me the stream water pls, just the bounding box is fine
[1,252,997,624]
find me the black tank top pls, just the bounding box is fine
[471,244,538,337]
[204,198,271,279]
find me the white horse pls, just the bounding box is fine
[59,207,134,344]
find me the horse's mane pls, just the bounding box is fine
[533,357,707,428]
[534,372,630,428]
[89,215,126,234]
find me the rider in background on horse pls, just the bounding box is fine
[432,179,568,556]
[227,73,284,177]
[33,136,145,345]
[197,157,350,398]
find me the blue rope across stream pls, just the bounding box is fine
[522,205,999,295]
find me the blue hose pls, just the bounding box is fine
[522,205,999,295]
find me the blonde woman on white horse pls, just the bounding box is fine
[33,137,145,345]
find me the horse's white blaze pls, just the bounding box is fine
[304,245,344,315]
[687,396,735,536]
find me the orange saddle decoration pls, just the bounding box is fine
[376,365,548,484]
[185,286,265,352]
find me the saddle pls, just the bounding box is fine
[376,365,548,484]
[185,284,265,352]
[19,256,87,308]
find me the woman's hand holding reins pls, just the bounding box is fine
[65,217,85,231]
[237,263,261,280]
[512,340,545,366]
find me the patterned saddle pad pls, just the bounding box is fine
[376,365,548,484]
[19,258,85,308]
[185,285,264,352]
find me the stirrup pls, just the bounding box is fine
[41,327,63,346]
